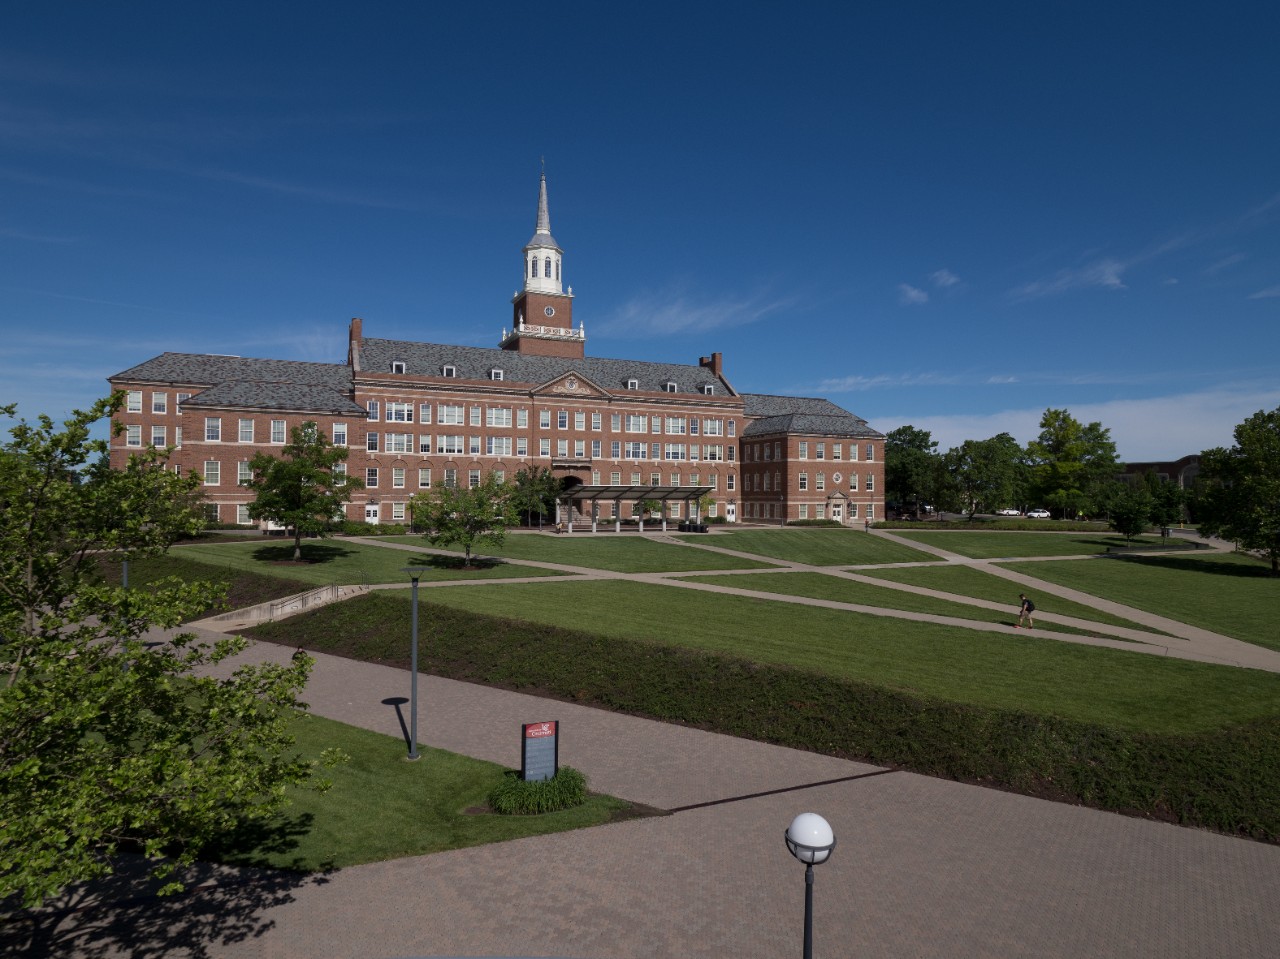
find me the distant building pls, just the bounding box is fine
[108,174,885,528]
[1119,455,1201,488]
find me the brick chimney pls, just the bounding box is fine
[347,318,363,370]
[699,352,723,376]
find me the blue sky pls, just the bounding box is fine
[2,2,1277,460]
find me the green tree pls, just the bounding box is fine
[940,433,1027,519]
[0,397,334,907]
[413,473,518,566]
[1026,409,1118,518]
[245,421,362,561]
[509,465,562,528]
[1109,485,1153,542]
[1142,471,1186,543]
[885,425,940,514]
[1198,406,1280,576]
[638,499,661,521]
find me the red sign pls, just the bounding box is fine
[524,721,557,739]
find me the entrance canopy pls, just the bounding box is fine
[563,485,714,505]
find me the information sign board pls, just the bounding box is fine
[521,721,559,782]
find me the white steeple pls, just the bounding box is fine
[523,170,563,295]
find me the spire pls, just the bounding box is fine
[535,170,552,238]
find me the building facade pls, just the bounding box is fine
[108,174,884,527]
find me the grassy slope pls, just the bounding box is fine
[889,531,1170,559]
[203,714,629,872]
[176,539,567,585]
[249,584,1280,735]
[383,533,778,572]
[999,552,1280,652]
[675,528,934,565]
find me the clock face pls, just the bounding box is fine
[544,306,556,317]
[566,377,578,390]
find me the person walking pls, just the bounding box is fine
[1017,593,1035,629]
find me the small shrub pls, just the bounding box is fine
[487,766,588,815]
[789,519,844,527]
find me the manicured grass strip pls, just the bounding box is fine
[382,533,777,573]
[676,571,1113,638]
[1000,552,1280,653]
[248,585,1280,735]
[246,594,1280,841]
[176,540,567,586]
[676,528,934,565]
[890,531,1172,559]
[202,714,631,872]
[855,565,1162,634]
[97,553,306,619]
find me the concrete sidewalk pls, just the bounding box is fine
[25,634,1280,958]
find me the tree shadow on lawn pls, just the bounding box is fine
[251,543,357,564]
[406,554,504,571]
[0,844,328,959]
[1115,553,1276,579]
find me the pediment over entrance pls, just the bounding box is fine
[535,371,608,398]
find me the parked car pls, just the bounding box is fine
[1026,508,1051,519]
[996,508,1021,516]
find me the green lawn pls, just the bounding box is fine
[359,580,1280,734]
[203,714,631,872]
[675,571,1130,639]
[382,533,777,573]
[855,564,1163,633]
[678,528,935,565]
[999,552,1280,652]
[176,539,568,586]
[890,530,1175,559]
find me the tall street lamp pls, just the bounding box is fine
[401,568,423,761]
[785,812,835,959]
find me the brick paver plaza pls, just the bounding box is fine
[14,530,1280,957]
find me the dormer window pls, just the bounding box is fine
[490,368,504,381]
[442,365,456,378]
[665,382,677,393]
[392,361,406,374]
[703,384,714,395]
[627,378,639,390]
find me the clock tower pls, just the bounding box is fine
[501,171,584,357]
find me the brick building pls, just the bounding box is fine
[108,174,884,528]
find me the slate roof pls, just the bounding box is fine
[739,393,883,439]
[359,337,731,397]
[109,353,360,414]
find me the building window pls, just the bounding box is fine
[469,469,482,488]
[611,414,621,431]
[727,474,735,490]
[125,425,142,447]
[126,391,143,413]
[392,467,405,489]
[816,443,825,460]
[625,414,647,433]
[150,426,165,446]
[665,416,686,435]
[867,504,875,519]
[627,379,638,390]
[470,407,482,427]
[799,505,809,520]
[799,441,809,459]
[419,404,433,424]
[366,400,379,421]
[867,474,875,491]
[365,467,379,487]
[418,468,432,488]
[237,505,251,525]
[665,381,677,392]
[850,473,859,490]
[367,432,379,452]
[611,441,621,458]
[516,437,528,456]
[516,409,528,429]
[816,473,826,491]
[833,472,843,485]
[387,433,412,454]
[419,435,432,454]
[798,473,808,491]
[703,385,714,395]
[444,468,457,488]
[238,461,252,485]
[491,368,504,381]
[203,461,220,485]
[238,418,254,442]
[387,402,413,422]
[544,257,552,278]
[205,418,221,441]
[442,365,456,378]
[271,420,286,443]
[866,444,875,461]
[557,439,568,457]
[439,435,464,454]
[591,439,601,457]
[391,502,406,521]
[152,392,167,414]
[470,436,481,455]
[591,412,602,431]
[488,436,512,456]
[849,503,859,518]
[438,404,463,426]
[175,427,182,448]
[575,411,586,431]
[530,257,537,278]
[558,410,569,429]
[574,440,586,458]
[539,409,551,429]
[728,420,736,437]
[392,361,406,374]
[333,462,346,478]
[816,505,826,520]
[539,438,550,457]
[851,443,859,461]
[833,444,843,461]
[611,471,621,484]
[333,423,347,446]
[176,392,191,412]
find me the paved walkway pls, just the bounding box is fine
[17,530,1280,957]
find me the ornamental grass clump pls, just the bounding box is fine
[487,767,588,815]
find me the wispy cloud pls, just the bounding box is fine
[1203,252,1246,275]
[0,226,76,243]
[897,283,929,305]
[1248,285,1280,300]
[874,387,1280,461]
[597,288,795,337]
[1009,257,1128,301]
[930,268,960,288]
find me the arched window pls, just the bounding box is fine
[544,257,552,278]
[530,257,537,278]
[556,260,560,281]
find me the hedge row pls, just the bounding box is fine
[248,593,1280,841]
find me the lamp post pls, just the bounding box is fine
[785,812,835,959]
[401,568,422,761]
